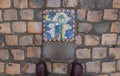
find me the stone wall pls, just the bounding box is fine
[0,0,120,76]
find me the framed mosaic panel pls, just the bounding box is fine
[43,9,75,41]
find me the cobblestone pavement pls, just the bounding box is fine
[0,0,120,76]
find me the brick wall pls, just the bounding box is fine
[0,0,120,76]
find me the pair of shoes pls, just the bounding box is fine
[36,61,83,76]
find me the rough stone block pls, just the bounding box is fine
[0,23,11,34]
[77,9,87,21]
[92,47,107,59]
[63,0,78,7]
[46,0,61,7]
[0,49,9,60]
[46,62,52,72]
[117,60,120,70]
[102,62,115,73]
[34,35,42,46]
[4,9,17,21]
[93,23,110,34]
[11,49,24,60]
[113,0,120,8]
[111,73,120,76]
[29,0,44,8]
[102,34,117,45]
[84,35,99,46]
[19,35,33,46]
[117,36,120,46]
[53,63,67,74]
[20,9,33,20]
[75,35,82,45]
[6,63,20,74]
[14,0,28,8]
[79,0,95,9]
[78,23,92,33]
[0,10,2,21]
[86,61,100,73]
[0,0,11,8]
[0,62,4,72]
[109,48,120,59]
[111,22,120,33]
[103,9,118,21]
[43,42,74,61]
[76,48,91,59]
[21,63,35,73]
[87,10,103,22]
[27,47,41,58]
[5,35,18,46]
[0,36,4,47]
[96,0,112,8]
[28,22,42,33]
[12,22,26,33]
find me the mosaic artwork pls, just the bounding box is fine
[43,9,75,41]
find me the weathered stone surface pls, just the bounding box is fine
[76,48,91,59]
[29,0,44,8]
[92,47,107,59]
[102,34,117,45]
[97,74,109,76]
[111,22,120,33]
[53,63,67,74]
[14,0,28,8]
[75,35,82,45]
[4,9,17,21]
[111,73,120,76]
[86,61,100,73]
[78,23,92,33]
[43,42,74,61]
[102,62,116,73]
[84,35,99,46]
[0,23,11,34]
[5,35,18,46]
[12,49,24,60]
[34,35,42,46]
[0,10,2,21]
[36,10,42,20]
[0,62,4,72]
[63,0,78,7]
[6,63,20,74]
[46,0,61,7]
[0,36,4,47]
[117,60,120,70]
[20,9,33,20]
[0,0,11,8]
[103,9,118,21]
[109,48,120,59]
[113,0,120,8]
[87,10,103,22]
[12,22,26,33]
[28,22,42,33]
[117,36,120,46]
[46,62,52,72]
[19,35,33,46]
[21,63,35,73]
[79,0,95,9]
[96,0,112,8]
[93,23,110,34]
[77,9,87,21]
[0,49,9,60]
[27,47,41,58]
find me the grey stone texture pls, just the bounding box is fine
[43,42,74,61]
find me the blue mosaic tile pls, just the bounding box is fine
[43,9,75,41]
